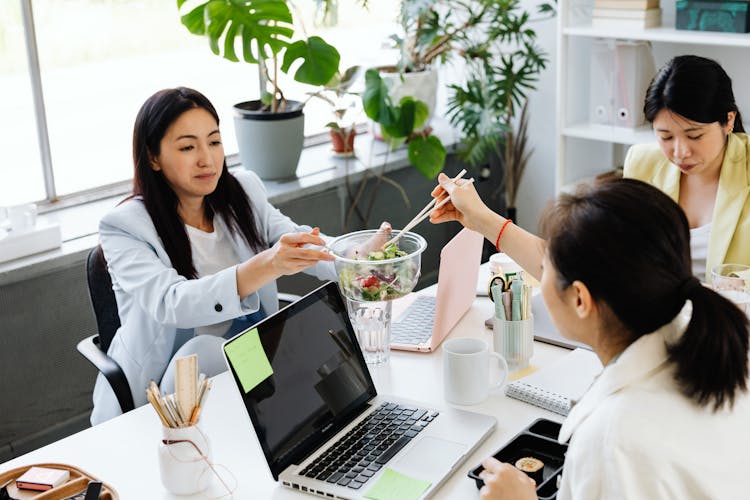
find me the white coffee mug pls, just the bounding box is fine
[443,337,508,405]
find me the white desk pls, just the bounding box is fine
[0,292,570,499]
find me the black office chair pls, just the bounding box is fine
[77,245,135,413]
[77,245,303,414]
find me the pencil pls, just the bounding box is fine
[146,388,171,427]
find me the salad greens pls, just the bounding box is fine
[337,242,419,302]
[367,243,407,261]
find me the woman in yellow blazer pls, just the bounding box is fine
[624,55,750,281]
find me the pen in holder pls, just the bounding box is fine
[491,278,534,372]
[147,355,235,496]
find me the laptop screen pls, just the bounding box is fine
[223,281,377,480]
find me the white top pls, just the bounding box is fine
[186,223,239,337]
[689,222,711,282]
[557,303,750,499]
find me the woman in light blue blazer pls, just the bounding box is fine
[92,88,380,424]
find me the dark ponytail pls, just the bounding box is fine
[541,178,749,411]
[644,55,745,133]
[669,283,749,410]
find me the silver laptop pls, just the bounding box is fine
[391,228,484,352]
[222,281,496,499]
[531,292,591,351]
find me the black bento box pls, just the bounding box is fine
[468,418,567,500]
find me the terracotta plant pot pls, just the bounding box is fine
[330,127,356,154]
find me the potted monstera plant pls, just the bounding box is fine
[177,0,341,179]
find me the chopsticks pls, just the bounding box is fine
[383,169,472,248]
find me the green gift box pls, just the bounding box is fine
[676,0,750,32]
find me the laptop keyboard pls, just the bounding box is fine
[299,402,439,490]
[391,296,436,345]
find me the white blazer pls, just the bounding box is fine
[557,303,750,499]
[91,170,337,425]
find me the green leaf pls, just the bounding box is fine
[180,4,207,35]
[408,136,446,179]
[179,0,294,64]
[222,22,239,62]
[383,98,417,138]
[362,69,395,124]
[538,3,555,13]
[281,36,341,86]
[412,99,429,130]
[339,65,361,89]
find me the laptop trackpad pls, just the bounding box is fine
[391,436,467,482]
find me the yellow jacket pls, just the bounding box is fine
[624,132,750,278]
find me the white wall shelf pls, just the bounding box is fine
[564,26,750,47]
[562,123,654,144]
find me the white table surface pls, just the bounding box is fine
[1,273,570,499]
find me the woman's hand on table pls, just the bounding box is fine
[478,457,538,500]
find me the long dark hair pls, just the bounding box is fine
[644,55,745,133]
[541,178,748,411]
[130,87,264,279]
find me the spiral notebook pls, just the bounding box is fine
[505,348,603,416]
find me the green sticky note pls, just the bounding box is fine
[364,468,431,500]
[223,328,273,393]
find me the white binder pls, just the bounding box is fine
[589,39,657,129]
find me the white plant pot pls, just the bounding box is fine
[233,100,304,180]
[380,66,439,127]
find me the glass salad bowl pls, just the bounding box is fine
[329,230,427,364]
[329,230,427,302]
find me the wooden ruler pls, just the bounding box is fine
[175,354,198,424]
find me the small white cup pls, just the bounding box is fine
[443,337,508,405]
[6,203,37,232]
[158,424,213,495]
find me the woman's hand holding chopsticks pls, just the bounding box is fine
[429,172,490,232]
[384,170,473,248]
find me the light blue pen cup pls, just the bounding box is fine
[493,316,534,372]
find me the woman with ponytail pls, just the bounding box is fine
[430,177,750,499]
[625,55,750,281]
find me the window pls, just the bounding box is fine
[3,0,399,207]
[1,2,45,205]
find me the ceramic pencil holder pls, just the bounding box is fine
[493,316,534,372]
[158,424,213,495]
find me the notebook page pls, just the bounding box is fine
[505,348,603,415]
